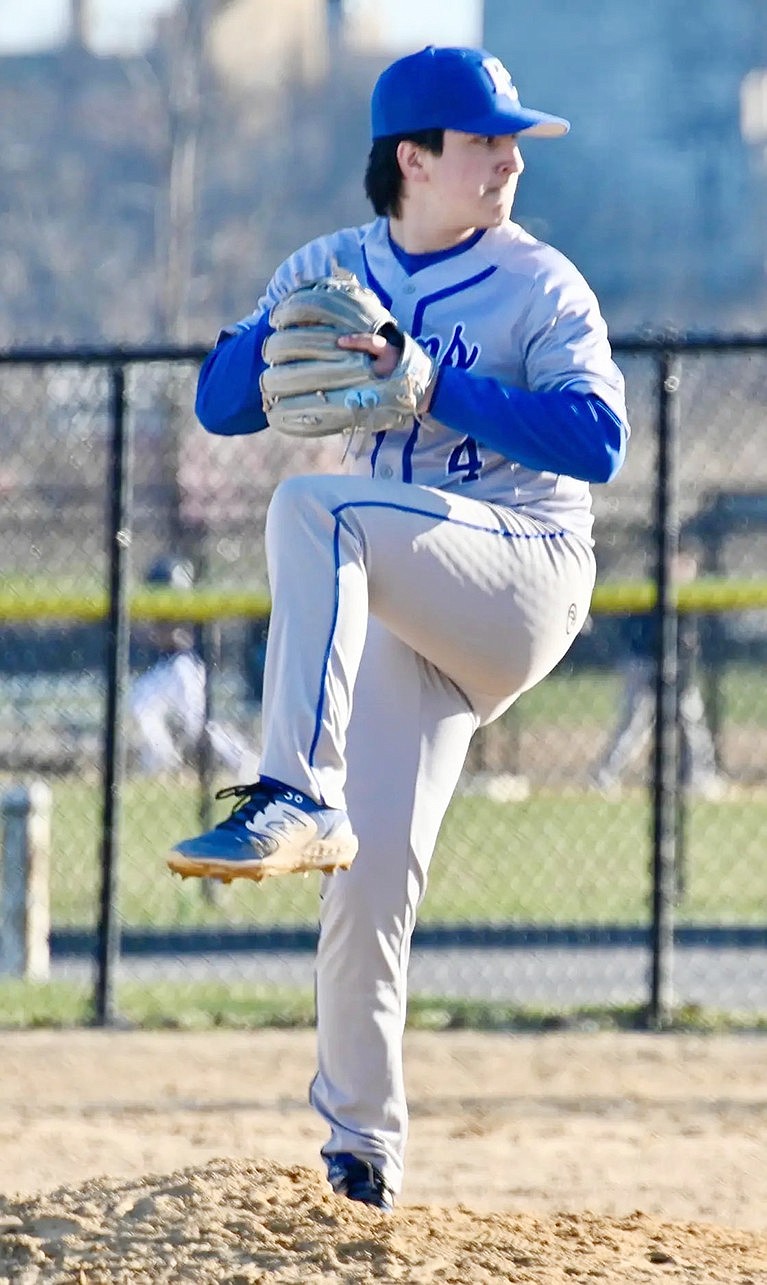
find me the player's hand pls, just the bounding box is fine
[336,332,436,412]
[336,332,399,377]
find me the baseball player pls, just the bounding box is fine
[168,46,630,1210]
[131,556,256,777]
[590,552,725,797]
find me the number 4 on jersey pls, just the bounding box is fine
[447,435,484,483]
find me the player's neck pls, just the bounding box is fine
[387,215,478,255]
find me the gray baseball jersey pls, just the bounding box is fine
[257,216,626,542]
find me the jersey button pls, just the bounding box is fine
[379,465,393,479]
[403,284,416,294]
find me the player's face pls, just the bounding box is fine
[424,130,524,230]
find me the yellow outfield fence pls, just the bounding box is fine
[0,588,271,624]
[0,579,766,623]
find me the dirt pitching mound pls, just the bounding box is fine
[1,1156,766,1284]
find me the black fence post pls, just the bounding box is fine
[94,364,133,1026]
[649,352,682,1030]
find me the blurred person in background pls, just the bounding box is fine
[590,550,726,799]
[130,555,258,777]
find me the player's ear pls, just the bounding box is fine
[396,140,429,185]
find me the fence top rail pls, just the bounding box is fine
[1,335,767,365]
[611,333,767,354]
[0,344,210,365]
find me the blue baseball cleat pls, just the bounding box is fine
[167,777,358,883]
[326,1153,395,1212]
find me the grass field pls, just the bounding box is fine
[39,774,767,932]
[0,665,763,932]
[4,973,763,1031]
[2,663,765,1032]
[513,663,767,727]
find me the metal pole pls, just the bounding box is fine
[648,352,682,1029]
[94,365,133,1026]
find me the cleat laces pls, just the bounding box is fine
[213,780,314,858]
[213,781,276,833]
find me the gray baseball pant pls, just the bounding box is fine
[256,472,596,1193]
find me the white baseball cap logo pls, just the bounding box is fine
[482,57,520,104]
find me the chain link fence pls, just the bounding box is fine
[0,342,766,1026]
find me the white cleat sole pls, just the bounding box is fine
[167,837,358,883]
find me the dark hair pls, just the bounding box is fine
[364,129,445,217]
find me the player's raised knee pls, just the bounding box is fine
[266,472,351,530]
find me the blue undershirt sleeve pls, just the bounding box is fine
[195,310,273,436]
[430,366,628,484]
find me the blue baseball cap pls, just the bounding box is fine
[371,46,570,141]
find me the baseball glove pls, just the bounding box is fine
[260,270,436,437]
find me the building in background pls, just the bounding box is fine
[2,0,765,341]
[1,0,329,76]
[209,0,328,91]
[340,0,481,52]
[484,0,767,331]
